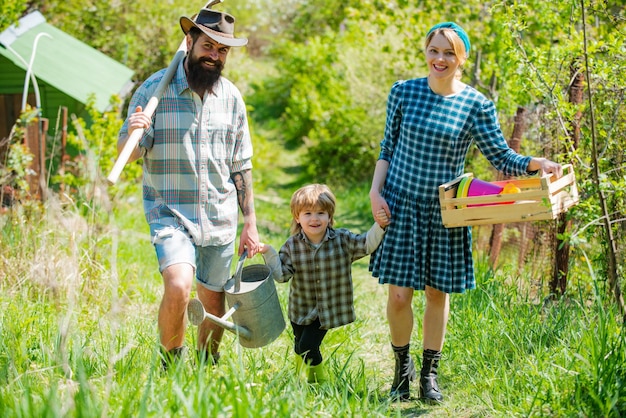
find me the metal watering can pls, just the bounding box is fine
[187,251,285,348]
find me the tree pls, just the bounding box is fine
[0,0,29,32]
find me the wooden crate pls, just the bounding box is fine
[438,164,579,228]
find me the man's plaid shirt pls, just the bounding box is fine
[119,59,252,246]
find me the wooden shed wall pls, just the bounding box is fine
[1,56,85,140]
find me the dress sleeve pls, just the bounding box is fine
[379,80,405,162]
[472,99,532,177]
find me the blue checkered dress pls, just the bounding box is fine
[369,78,532,293]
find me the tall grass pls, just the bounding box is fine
[0,176,624,416]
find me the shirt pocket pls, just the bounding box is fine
[205,119,236,161]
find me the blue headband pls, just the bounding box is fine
[427,22,471,54]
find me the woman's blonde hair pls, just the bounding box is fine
[425,28,468,78]
[289,184,336,235]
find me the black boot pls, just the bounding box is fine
[161,346,186,371]
[390,343,417,401]
[419,349,443,403]
[196,349,220,366]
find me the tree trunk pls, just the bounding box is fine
[578,1,625,320]
[550,60,583,297]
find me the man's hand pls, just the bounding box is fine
[116,105,151,162]
[128,106,152,134]
[239,222,260,257]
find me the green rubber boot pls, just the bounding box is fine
[294,354,305,378]
[307,362,326,384]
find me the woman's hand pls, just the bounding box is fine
[370,190,391,228]
[370,159,391,228]
[528,157,563,178]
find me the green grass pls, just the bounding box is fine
[1,141,625,417]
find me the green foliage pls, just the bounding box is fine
[248,33,375,184]
[49,95,141,208]
[449,259,626,417]
[461,0,626,291]
[572,287,626,417]
[0,106,39,194]
[0,0,28,31]
[3,143,33,192]
[1,195,625,416]
[277,0,392,42]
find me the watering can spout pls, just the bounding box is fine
[187,298,252,339]
[187,250,285,348]
[187,298,206,326]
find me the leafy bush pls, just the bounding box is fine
[249,33,378,184]
[50,95,141,210]
[0,106,38,197]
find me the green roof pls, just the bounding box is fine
[0,11,134,112]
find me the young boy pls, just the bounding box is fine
[260,184,389,383]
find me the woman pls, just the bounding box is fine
[369,22,562,403]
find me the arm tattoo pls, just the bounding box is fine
[231,169,255,217]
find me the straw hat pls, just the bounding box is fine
[180,8,248,47]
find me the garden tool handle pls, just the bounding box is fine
[233,249,248,293]
[106,38,187,185]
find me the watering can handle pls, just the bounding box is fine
[233,249,248,293]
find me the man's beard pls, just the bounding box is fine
[186,52,223,94]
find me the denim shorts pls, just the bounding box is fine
[150,223,235,292]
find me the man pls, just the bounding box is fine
[118,5,259,368]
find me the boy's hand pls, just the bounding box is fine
[375,209,390,227]
[258,242,270,254]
